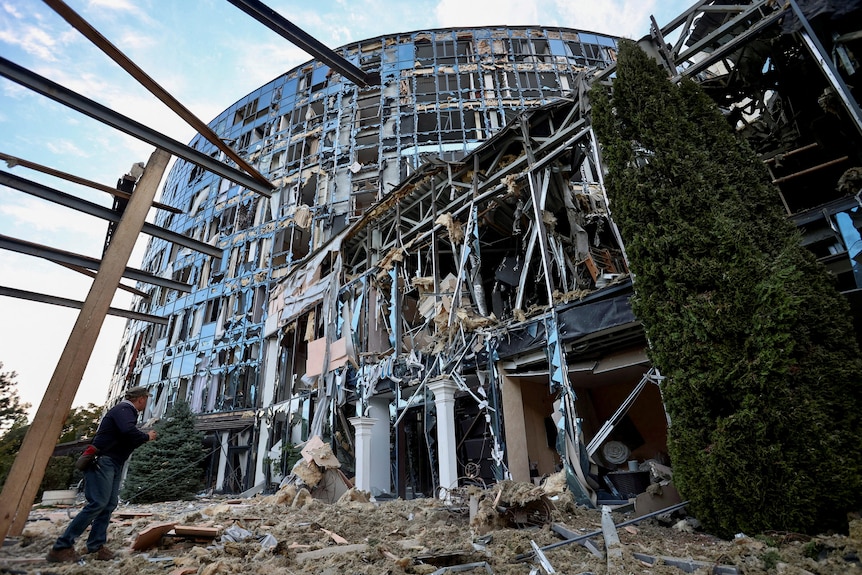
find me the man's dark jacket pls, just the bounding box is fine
[91,400,149,464]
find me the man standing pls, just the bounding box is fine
[46,386,157,563]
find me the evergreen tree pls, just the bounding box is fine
[0,363,29,434]
[0,420,29,488]
[58,403,102,443]
[121,401,206,503]
[0,404,103,492]
[591,40,862,537]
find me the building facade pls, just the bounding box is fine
[109,25,631,496]
[110,1,862,501]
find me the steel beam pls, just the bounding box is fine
[0,233,192,292]
[0,57,272,197]
[227,0,375,87]
[0,170,222,258]
[673,5,788,81]
[42,0,273,191]
[0,286,167,325]
[0,151,181,213]
[788,0,862,136]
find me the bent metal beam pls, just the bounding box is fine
[0,170,223,258]
[0,57,272,198]
[0,234,192,293]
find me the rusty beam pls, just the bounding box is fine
[227,0,376,87]
[42,0,273,192]
[0,151,181,214]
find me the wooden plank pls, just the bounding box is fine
[499,369,530,483]
[0,148,170,539]
[174,525,222,538]
[114,512,155,519]
[131,521,177,551]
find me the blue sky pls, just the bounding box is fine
[0,0,695,418]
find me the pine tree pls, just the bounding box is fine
[0,363,29,434]
[591,40,862,537]
[121,401,206,503]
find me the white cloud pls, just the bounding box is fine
[0,192,108,247]
[44,138,90,158]
[553,0,660,39]
[0,22,60,61]
[435,0,541,27]
[2,2,22,19]
[87,0,151,22]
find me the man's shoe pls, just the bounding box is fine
[91,546,115,560]
[46,546,80,563]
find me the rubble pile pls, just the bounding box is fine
[2,478,860,574]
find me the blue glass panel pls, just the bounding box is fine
[596,35,617,47]
[580,33,598,45]
[548,38,567,56]
[312,66,330,85]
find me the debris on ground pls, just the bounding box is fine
[1,477,858,574]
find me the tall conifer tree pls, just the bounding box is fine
[591,40,862,536]
[121,401,206,503]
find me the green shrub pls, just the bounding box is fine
[591,39,862,537]
[121,401,206,503]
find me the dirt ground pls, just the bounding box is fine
[2,477,859,575]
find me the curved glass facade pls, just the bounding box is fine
[109,26,620,418]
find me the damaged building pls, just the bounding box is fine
[107,0,862,506]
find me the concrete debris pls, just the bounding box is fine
[6,485,859,574]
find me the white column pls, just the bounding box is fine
[349,416,378,493]
[428,377,459,498]
[368,396,392,495]
[253,416,270,487]
[216,431,229,492]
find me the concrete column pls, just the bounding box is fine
[253,416,270,487]
[368,396,392,495]
[349,416,378,493]
[216,431,229,492]
[428,377,459,497]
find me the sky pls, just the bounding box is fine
[0,0,696,420]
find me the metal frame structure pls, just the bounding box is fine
[1,0,860,537]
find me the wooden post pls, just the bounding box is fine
[0,148,170,539]
[499,368,530,483]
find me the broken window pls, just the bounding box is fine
[219,206,237,234]
[288,225,311,260]
[415,38,434,62]
[351,189,378,220]
[435,38,456,65]
[416,112,438,139]
[439,110,463,131]
[188,185,209,215]
[415,76,436,103]
[356,92,382,128]
[205,298,221,324]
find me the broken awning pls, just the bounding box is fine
[494,290,639,360]
[278,237,343,323]
[281,279,329,322]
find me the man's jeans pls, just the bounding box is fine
[53,457,122,552]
